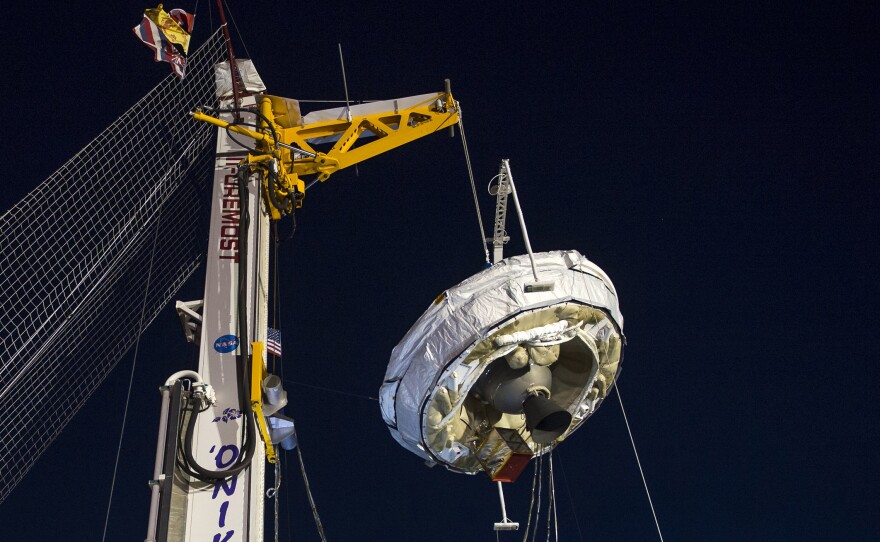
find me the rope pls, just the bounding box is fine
[285,455,292,542]
[338,44,353,122]
[554,449,585,542]
[285,380,379,402]
[188,0,200,19]
[273,460,281,542]
[222,0,253,61]
[531,449,544,542]
[456,102,491,265]
[101,206,163,542]
[522,447,540,542]
[271,217,282,542]
[615,384,665,542]
[272,224,328,542]
[275,226,294,542]
[292,425,328,541]
[272,224,280,374]
[546,451,558,542]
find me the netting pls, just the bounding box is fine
[0,29,228,503]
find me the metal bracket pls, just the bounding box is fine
[175,300,203,344]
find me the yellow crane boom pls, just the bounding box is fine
[194,89,459,219]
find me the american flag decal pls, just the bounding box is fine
[267,327,282,358]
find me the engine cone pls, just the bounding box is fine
[523,394,572,444]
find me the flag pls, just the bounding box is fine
[144,4,192,53]
[169,8,194,40]
[132,6,194,79]
[267,327,282,358]
[132,15,186,78]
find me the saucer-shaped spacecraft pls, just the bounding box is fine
[380,250,624,481]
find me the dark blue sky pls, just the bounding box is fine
[1,2,877,540]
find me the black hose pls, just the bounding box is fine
[203,105,281,152]
[264,163,292,215]
[212,105,293,215]
[180,161,257,482]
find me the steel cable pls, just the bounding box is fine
[456,102,491,265]
[616,384,665,542]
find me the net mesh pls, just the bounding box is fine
[0,30,228,503]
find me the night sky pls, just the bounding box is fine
[1,2,878,541]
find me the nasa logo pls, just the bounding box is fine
[213,335,240,354]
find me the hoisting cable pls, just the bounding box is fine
[616,384,665,542]
[271,225,295,542]
[269,223,282,542]
[222,0,254,68]
[271,223,328,542]
[272,222,281,376]
[455,102,491,265]
[101,203,163,542]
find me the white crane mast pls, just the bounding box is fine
[182,94,270,541]
[148,61,270,542]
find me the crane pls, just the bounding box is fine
[145,55,459,542]
[192,88,459,219]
